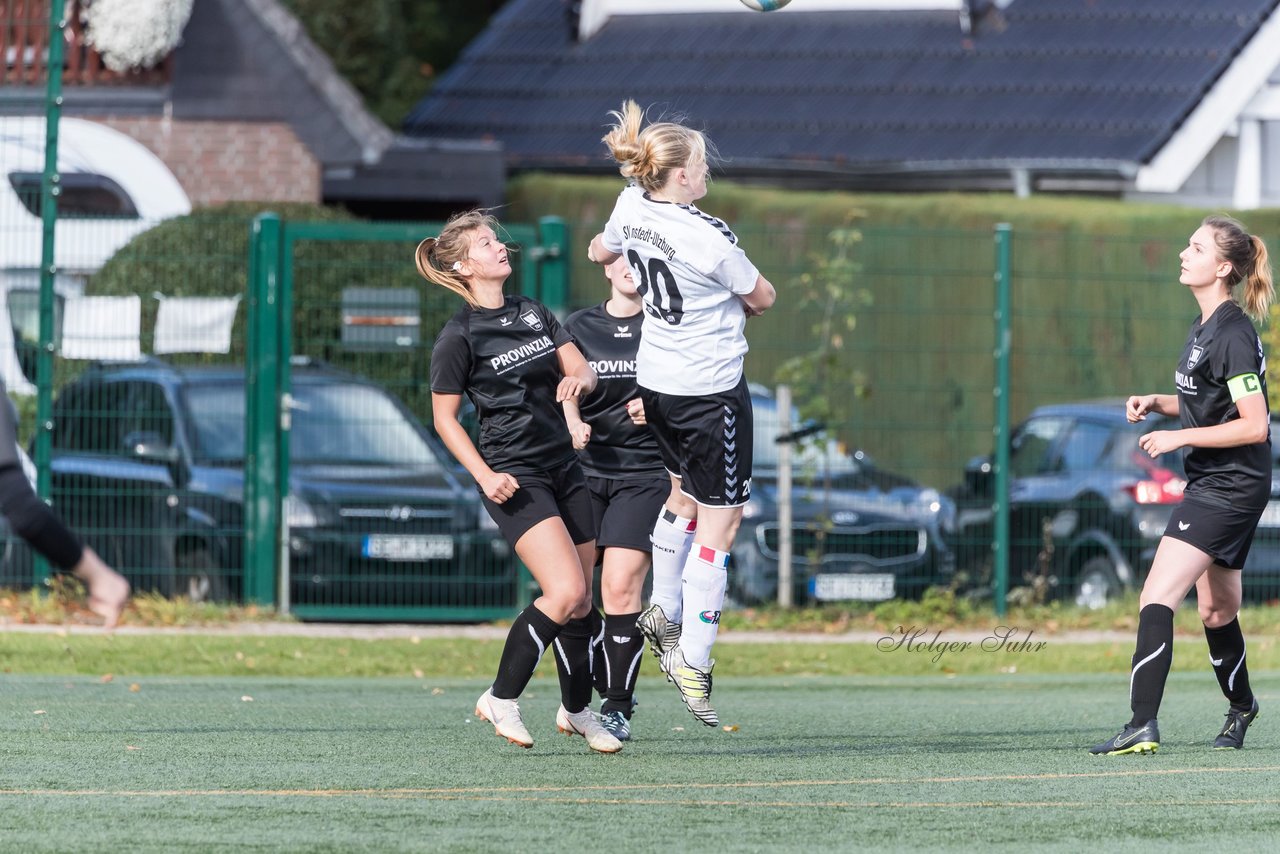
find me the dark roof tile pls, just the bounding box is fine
[404,0,1280,175]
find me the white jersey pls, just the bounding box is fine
[601,185,760,395]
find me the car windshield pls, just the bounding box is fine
[184,380,445,470]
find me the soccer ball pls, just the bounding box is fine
[739,0,792,10]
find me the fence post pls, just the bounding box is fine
[244,213,282,607]
[776,384,793,608]
[536,216,569,314]
[992,224,1013,618]
[32,0,67,587]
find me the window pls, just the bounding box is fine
[7,171,139,219]
[53,380,132,453]
[1009,417,1069,478]
[1058,421,1113,473]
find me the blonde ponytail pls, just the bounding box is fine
[1243,234,1274,322]
[601,99,712,194]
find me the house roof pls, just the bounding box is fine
[403,0,1280,186]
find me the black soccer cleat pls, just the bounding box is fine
[1090,720,1160,755]
[1213,698,1260,750]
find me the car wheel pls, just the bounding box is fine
[177,547,227,603]
[1073,556,1121,610]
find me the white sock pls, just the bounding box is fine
[649,508,696,623]
[679,544,728,668]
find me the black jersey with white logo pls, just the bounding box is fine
[1175,300,1271,508]
[564,302,665,479]
[430,295,575,475]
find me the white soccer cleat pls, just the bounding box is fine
[556,705,623,754]
[637,604,682,675]
[660,647,718,727]
[474,688,533,748]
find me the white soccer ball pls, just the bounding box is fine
[739,0,792,11]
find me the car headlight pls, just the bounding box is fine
[285,493,319,528]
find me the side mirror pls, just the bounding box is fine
[963,455,994,498]
[123,430,180,464]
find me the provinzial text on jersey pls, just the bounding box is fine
[589,358,636,378]
[491,335,555,373]
[1175,371,1199,394]
[621,226,677,261]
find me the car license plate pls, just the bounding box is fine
[363,534,454,561]
[811,573,895,602]
[1260,502,1280,529]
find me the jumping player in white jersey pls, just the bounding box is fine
[420,210,621,754]
[1091,215,1274,755]
[562,257,670,741]
[588,100,777,726]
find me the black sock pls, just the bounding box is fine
[553,616,595,714]
[491,604,561,700]
[601,611,644,717]
[1204,617,1253,710]
[1128,603,1174,727]
[588,607,607,698]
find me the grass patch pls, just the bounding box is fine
[4,630,1280,680]
[4,672,1280,852]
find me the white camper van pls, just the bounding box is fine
[0,117,190,392]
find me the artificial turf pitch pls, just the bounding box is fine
[3,672,1279,852]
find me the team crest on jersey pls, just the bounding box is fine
[1187,345,1203,369]
[520,310,543,331]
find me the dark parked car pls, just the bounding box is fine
[45,359,513,607]
[730,385,956,605]
[950,399,1280,608]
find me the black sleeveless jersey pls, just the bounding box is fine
[430,295,575,476]
[564,302,665,479]
[1175,300,1271,509]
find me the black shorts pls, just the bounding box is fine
[639,376,754,508]
[480,458,595,548]
[586,473,670,552]
[1163,499,1264,570]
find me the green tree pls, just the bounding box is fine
[278,0,508,128]
[773,223,873,429]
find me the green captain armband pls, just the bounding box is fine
[1227,372,1263,401]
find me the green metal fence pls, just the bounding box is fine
[7,201,1280,616]
[9,0,1280,618]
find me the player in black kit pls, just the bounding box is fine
[562,257,670,742]
[0,379,130,626]
[418,210,621,754]
[1091,215,1274,755]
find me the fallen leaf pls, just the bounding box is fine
[241,696,254,702]
[722,725,740,732]
[430,687,444,696]
[125,745,141,751]
[33,710,45,715]
[129,683,141,692]
[672,726,684,732]
[100,673,114,683]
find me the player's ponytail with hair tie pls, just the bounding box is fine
[1244,233,1274,322]
[415,234,480,307]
